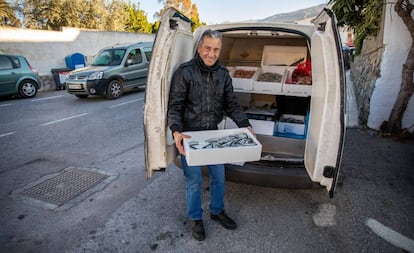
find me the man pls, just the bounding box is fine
[167,29,254,241]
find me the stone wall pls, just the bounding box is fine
[350,39,384,127]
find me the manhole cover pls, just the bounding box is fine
[21,168,109,206]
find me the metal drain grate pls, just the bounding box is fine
[21,168,109,206]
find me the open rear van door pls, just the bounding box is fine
[304,9,346,197]
[144,8,193,179]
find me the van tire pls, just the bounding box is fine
[106,79,123,99]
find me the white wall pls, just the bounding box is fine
[368,2,414,131]
[0,27,155,76]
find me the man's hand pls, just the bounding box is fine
[173,131,191,156]
[247,126,256,137]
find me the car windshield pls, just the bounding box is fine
[92,49,126,66]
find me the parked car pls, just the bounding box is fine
[66,41,153,99]
[144,8,346,197]
[342,45,355,70]
[0,54,41,98]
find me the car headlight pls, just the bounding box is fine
[89,72,103,80]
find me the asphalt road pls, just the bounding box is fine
[0,90,413,253]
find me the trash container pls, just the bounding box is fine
[51,68,72,90]
[65,53,86,70]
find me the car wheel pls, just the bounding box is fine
[19,80,38,98]
[75,94,89,98]
[106,79,123,99]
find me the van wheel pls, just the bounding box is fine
[106,79,123,99]
[19,80,38,98]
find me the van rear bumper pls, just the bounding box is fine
[224,162,317,189]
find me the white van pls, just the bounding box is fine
[144,8,346,197]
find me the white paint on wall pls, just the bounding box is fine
[0,27,155,76]
[368,1,414,131]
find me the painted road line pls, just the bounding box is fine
[40,113,88,126]
[0,131,16,138]
[32,95,65,102]
[108,98,143,109]
[0,103,12,107]
[366,218,414,252]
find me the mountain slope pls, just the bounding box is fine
[257,4,327,23]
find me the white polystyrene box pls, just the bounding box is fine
[249,119,275,136]
[225,117,275,136]
[260,45,308,67]
[230,66,258,91]
[182,128,262,166]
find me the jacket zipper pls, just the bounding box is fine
[206,73,210,128]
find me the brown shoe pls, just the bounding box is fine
[191,219,205,241]
[210,210,237,230]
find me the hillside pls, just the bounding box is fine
[256,4,327,23]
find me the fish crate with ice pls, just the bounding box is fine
[182,128,262,166]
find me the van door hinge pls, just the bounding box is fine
[169,19,178,29]
[317,22,326,32]
[323,166,335,178]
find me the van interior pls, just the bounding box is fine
[217,29,312,165]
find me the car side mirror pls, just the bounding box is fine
[126,59,133,66]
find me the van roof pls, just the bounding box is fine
[108,41,154,50]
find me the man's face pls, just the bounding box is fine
[197,37,221,67]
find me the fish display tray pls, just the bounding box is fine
[182,128,262,166]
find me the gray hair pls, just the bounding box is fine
[197,29,222,47]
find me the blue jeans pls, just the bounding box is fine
[181,155,225,220]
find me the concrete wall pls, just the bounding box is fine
[351,1,414,132]
[368,1,414,131]
[0,27,155,91]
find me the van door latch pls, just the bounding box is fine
[323,166,335,178]
[317,22,326,32]
[170,19,178,29]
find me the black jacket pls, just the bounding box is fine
[167,54,250,133]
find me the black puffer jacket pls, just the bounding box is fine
[167,54,250,133]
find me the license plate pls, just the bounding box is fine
[68,84,82,89]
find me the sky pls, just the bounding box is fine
[138,0,329,24]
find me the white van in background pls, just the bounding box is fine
[144,7,345,197]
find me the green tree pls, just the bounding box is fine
[13,0,153,32]
[156,0,204,31]
[60,0,88,28]
[331,0,414,135]
[329,0,383,55]
[125,2,152,33]
[15,0,63,30]
[82,0,106,30]
[105,0,128,31]
[0,0,20,26]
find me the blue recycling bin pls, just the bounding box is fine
[65,53,86,70]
